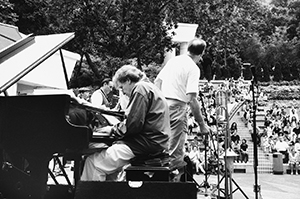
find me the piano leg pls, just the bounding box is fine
[52,155,73,189]
[26,157,50,199]
[73,155,85,188]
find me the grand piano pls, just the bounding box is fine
[0,31,122,198]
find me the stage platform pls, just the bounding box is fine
[48,163,300,199]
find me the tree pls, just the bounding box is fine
[286,1,300,40]
[7,0,178,85]
[0,0,18,24]
[169,0,276,80]
[227,55,241,80]
[9,0,50,34]
[6,0,300,83]
[46,0,176,69]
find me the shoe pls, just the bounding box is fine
[171,169,179,175]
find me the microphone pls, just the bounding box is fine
[250,65,257,84]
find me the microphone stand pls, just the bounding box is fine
[250,72,260,199]
[197,92,217,194]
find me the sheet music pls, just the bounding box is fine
[92,125,114,138]
[102,114,120,125]
[93,131,112,138]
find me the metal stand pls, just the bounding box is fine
[250,75,261,199]
[214,89,248,199]
[197,133,213,197]
[183,132,215,197]
[213,170,249,199]
[197,92,219,196]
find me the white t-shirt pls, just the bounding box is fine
[90,89,104,108]
[157,54,200,103]
[294,143,300,152]
[274,140,289,152]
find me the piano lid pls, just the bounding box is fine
[0,23,23,51]
[0,32,75,94]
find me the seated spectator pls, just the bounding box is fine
[240,139,249,163]
[292,122,300,141]
[283,121,293,140]
[272,123,282,137]
[290,107,299,122]
[294,138,300,152]
[264,116,272,128]
[272,104,281,117]
[290,116,298,130]
[262,136,269,153]
[187,112,199,136]
[288,147,299,175]
[265,124,273,138]
[191,135,200,148]
[90,78,114,109]
[77,87,91,102]
[209,134,218,153]
[231,129,240,144]
[230,122,238,136]
[198,147,206,173]
[281,106,288,117]
[188,145,205,175]
[243,107,251,125]
[207,114,217,133]
[273,116,282,129]
[231,140,241,163]
[274,136,289,163]
[263,135,275,153]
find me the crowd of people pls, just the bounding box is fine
[183,78,253,175]
[259,102,300,174]
[237,88,300,175]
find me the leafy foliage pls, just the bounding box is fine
[47,0,174,67]
[9,0,50,34]
[0,0,18,24]
[3,0,300,87]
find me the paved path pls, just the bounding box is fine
[194,173,300,199]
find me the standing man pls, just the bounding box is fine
[155,38,210,180]
[90,78,113,109]
[81,65,170,181]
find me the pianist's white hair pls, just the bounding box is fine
[112,65,145,88]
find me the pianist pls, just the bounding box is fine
[80,65,170,181]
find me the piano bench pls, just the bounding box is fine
[125,165,170,182]
[125,151,171,182]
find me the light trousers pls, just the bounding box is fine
[167,99,188,169]
[80,143,135,181]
